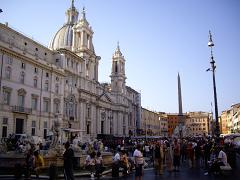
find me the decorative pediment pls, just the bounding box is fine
[98,92,112,103]
[17,88,26,95]
[31,94,39,98]
[3,86,12,92]
[54,98,60,103]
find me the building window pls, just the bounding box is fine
[43,121,48,138]
[20,72,25,84]
[31,121,36,136]
[44,129,47,139]
[46,72,49,78]
[76,63,78,72]
[123,126,126,135]
[55,84,59,94]
[44,121,47,128]
[86,63,89,77]
[87,106,91,118]
[31,97,38,110]
[43,99,49,112]
[34,67,38,74]
[67,58,69,67]
[2,126,7,138]
[3,89,11,105]
[87,123,90,134]
[54,100,60,113]
[33,78,38,88]
[101,121,104,134]
[115,61,118,73]
[18,94,25,107]
[5,66,11,79]
[21,62,25,69]
[56,58,59,64]
[6,56,13,65]
[3,117,8,125]
[44,81,49,91]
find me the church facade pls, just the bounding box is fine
[0,2,141,141]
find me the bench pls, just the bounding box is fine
[220,163,232,175]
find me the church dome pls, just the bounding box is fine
[48,0,78,50]
[49,24,73,50]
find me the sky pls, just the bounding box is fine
[1,0,240,115]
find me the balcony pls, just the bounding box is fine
[11,106,32,114]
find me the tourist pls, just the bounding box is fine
[203,140,212,169]
[121,150,130,176]
[144,143,150,157]
[33,150,45,179]
[63,141,75,180]
[187,142,194,168]
[95,151,104,178]
[154,141,164,175]
[112,149,120,177]
[204,146,228,175]
[25,149,34,179]
[180,140,187,163]
[165,141,173,173]
[173,139,180,171]
[133,144,144,180]
[85,151,96,178]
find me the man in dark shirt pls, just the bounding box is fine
[63,141,75,180]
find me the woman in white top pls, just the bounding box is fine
[133,144,144,180]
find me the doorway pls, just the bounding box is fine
[16,118,24,134]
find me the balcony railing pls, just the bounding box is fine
[11,106,32,114]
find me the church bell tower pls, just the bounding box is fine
[110,43,127,93]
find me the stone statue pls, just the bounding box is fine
[47,118,64,157]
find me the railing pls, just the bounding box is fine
[11,106,32,114]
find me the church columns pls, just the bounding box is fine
[81,31,84,48]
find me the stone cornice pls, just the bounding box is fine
[0,23,52,52]
[57,48,84,61]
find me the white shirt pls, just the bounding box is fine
[113,152,120,162]
[145,145,150,152]
[133,149,143,164]
[218,150,227,166]
[133,149,142,157]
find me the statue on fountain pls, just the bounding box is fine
[47,117,64,157]
[173,124,187,138]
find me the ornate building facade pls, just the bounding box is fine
[0,2,141,141]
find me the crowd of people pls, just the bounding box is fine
[12,135,237,179]
[105,136,237,179]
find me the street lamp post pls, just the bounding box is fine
[207,31,220,138]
